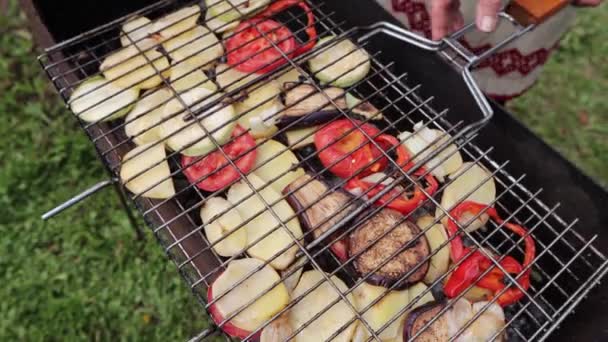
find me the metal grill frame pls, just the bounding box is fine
[37,0,608,341]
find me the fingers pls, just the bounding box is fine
[431,0,463,40]
[476,0,502,32]
[573,0,602,6]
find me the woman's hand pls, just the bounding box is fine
[430,0,603,40]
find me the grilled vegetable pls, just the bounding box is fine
[253,140,305,193]
[120,15,153,47]
[120,142,175,199]
[205,10,240,33]
[69,76,139,122]
[280,84,346,127]
[437,162,496,232]
[227,174,303,270]
[352,282,411,340]
[284,126,317,149]
[205,0,270,23]
[289,270,357,342]
[200,197,248,257]
[416,216,450,285]
[99,40,169,90]
[314,119,389,179]
[308,36,371,87]
[215,63,258,93]
[404,298,506,341]
[346,93,383,120]
[274,67,305,87]
[226,0,316,74]
[160,87,235,157]
[208,258,289,339]
[260,314,293,342]
[398,122,463,182]
[284,174,355,260]
[162,25,223,71]
[349,209,430,289]
[125,88,171,145]
[169,61,217,92]
[152,5,201,40]
[235,80,283,138]
[227,19,297,74]
[443,201,535,307]
[281,256,305,295]
[181,125,256,192]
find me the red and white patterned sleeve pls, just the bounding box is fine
[375,0,576,100]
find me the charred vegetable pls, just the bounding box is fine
[279,84,347,127]
[349,209,430,289]
[346,93,383,120]
[284,174,356,260]
[404,298,506,341]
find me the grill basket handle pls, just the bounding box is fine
[357,3,566,136]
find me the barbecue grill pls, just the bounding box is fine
[22,0,608,340]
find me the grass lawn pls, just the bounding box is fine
[0,1,606,341]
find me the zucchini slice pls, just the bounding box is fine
[152,5,201,41]
[69,76,139,123]
[215,63,258,93]
[168,61,218,92]
[99,41,169,90]
[205,0,270,23]
[205,9,240,33]
[308,36,371,88]
[162,25,223,71]
[160,87,235,156]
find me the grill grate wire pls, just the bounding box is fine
[38,0,608,341]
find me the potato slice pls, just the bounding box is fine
[100,40,169,90]
[69,76,138,122]
[160,87,235,157]
[153,5,201,40]
[226,174,303,270]
[120,15,153,47]
[416,216,450,285]
[353,282,410,340]
[201,197,248,257]
[290,270,357,342]
[125,87,171,146]
[209,258,289,333]
[120,142,175,199]
[437,162,496,232]
[169,61,217,92]
[163,25,223,71]
[253,140,305,193]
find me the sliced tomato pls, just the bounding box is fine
[226,19,297,74]
[182,125,257,192]
[314,119,388,179]
[226,0,317,74]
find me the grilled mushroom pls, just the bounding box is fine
[349,209,430,289]
[284,174,356,260]
[278,83,347,127]
[404,299,506,342]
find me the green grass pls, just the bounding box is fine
[0,1,606,341]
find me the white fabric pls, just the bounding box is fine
[375,0,576,99]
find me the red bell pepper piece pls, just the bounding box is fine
[443,201,536,307]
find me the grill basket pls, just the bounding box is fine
[37,0,608,341]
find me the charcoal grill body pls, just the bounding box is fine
[22,0,608,340]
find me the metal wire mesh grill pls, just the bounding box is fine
[38,0,608,341]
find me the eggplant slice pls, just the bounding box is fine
[404,301,449,342]
[278,83,347,127]
[284,174,356,240]
[404,299,507,342]
[349,209,430,289]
